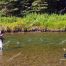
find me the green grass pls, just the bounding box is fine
[0,13,66,32]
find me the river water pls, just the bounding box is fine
[2,32,66,66]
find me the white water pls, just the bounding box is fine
[59,39,66,44]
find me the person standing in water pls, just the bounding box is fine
[0,31,3,50]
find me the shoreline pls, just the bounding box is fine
[2,29,66,33]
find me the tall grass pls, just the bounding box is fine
[0,13,66,32]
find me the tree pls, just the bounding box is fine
[0,0,66,16]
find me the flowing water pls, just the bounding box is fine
[2,32,66,66]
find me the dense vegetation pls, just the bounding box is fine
[0,0,66,16]
[0,13,66,32]
[0,0,66,32]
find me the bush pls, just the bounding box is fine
[0,13,66,32]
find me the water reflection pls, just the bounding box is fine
[0,50,3,65]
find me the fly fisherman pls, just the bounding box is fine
[0,31,3,50]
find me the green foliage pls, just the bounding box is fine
[0,0,65,16]
[0,13,66,32]
[0,0,49,16]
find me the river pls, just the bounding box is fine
[2,32,66,66]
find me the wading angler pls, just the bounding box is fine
[0,31,3,50]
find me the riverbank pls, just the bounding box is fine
[0,13,66,32]
[2,28,66,33]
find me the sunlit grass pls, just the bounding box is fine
[0,13,66,32]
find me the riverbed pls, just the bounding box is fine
[2,32,66,66]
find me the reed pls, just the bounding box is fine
[0,13,66,32]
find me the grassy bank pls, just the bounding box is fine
[0,13,66,32]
